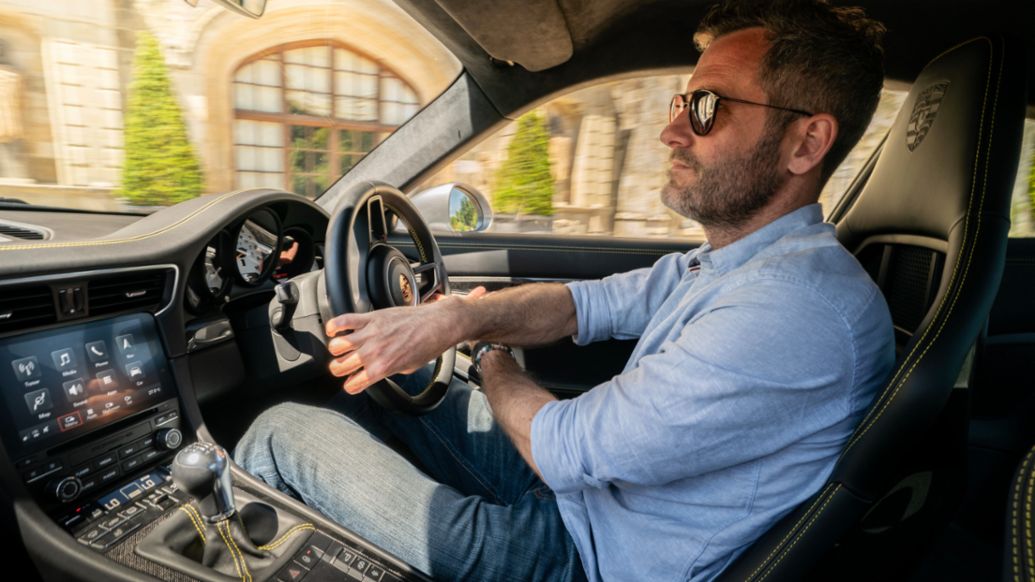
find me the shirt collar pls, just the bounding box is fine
[695,204,824,275]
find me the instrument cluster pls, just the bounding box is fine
[184,206,320,314]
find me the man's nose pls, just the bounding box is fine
[660,111,693,149]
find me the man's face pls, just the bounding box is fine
[660,28,790,229]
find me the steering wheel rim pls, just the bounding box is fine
[324,181,455,414]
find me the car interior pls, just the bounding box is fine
[0,0,1033,581]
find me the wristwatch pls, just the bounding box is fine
[470,341,515,377]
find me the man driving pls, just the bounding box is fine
[234,0,895,579]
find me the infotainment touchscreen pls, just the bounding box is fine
[0,313,177,458]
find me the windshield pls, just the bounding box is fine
[0,0,460,213]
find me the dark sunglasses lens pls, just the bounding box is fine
[690,91,718,135]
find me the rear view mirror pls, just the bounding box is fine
[183,0,266,19]
[409,184,493,234]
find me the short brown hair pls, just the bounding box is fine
[694,0,886,184]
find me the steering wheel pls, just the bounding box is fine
[324,181,455,414]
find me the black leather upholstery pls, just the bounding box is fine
[1006,442,1035,582]
[135,490,314,582]
[719,36,1026,581]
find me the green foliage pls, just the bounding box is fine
[118,31,203,206]
[493,111,554,216]
[1029,146,1035,226]
[449,195,478,231]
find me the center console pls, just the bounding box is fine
[1,312,425,582]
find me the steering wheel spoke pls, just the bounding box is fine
[367,195,390,244]
[411,260,443,303]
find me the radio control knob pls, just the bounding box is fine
[51,476,81,503]
[155,428,183,451]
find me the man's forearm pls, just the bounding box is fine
[479,350,556,480]
[452,283,577,347]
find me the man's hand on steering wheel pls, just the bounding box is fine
[325,287,487,394]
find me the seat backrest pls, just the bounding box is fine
[719,35,1026,581]
[1006,442,1035,582]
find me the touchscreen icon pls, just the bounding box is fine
[125,362,144,381]
[24,388,52,415]
[115,334,136,357]
[51,348,77,371]
[85,340,108,363]
[63,378,86,402]
[11,356,41,382]
[58,411,83,431]
[96,370,118,390]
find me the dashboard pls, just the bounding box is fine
[0,190,432,581]
[183,205,323,315]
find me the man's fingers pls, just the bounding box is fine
[329,352,364,377]
[343,369,377,394]
[328,333,360,356]
[467,286,488,300]
[325,313,367,337]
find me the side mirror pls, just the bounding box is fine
[409,183,493,233]
[184,0,266,19]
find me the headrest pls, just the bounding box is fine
[836,36,1024,251]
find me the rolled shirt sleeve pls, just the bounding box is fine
[566,251,696,345]
[532,277,856,494]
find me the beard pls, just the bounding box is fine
[661,126,786,229]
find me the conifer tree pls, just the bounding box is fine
[118,31,203,206]
[493,111,554,216]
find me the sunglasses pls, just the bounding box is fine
[669,90,814,136]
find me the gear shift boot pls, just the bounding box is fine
[136,489,314,582]
[136,443,314,581]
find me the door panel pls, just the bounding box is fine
[396,232,700,394]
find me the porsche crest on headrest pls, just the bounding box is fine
[906,81,950,152]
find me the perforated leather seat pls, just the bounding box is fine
[718,36,1027,581]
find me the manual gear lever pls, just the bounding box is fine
[171,441,236,523]
[138,441,316,582]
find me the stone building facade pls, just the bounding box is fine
[0,0,457,210]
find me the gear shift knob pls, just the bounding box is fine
[171,442,236,523]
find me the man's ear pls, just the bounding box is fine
[786,114,838,176]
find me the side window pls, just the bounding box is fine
[417,73,909,239]
[1008,119,1035,238]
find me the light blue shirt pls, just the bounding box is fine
[530,204,895,581]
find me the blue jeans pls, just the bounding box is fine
[232,369,585,581]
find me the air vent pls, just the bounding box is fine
[0,285,57,333]
[88,269,172,316]
[0,221,46,240]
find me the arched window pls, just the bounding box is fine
[232,41,419,198]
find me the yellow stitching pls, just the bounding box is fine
[1012,449,1034,581]
[406,227,429,262]
[0,189,254,252]
[225,520,253,582]
[217,520,251,582]
[224,520,253,582]
[183,504,209,545]
[844,36,995,454]
[747,483,835,581]
[257,523,316,552]
[215,520,245,582]
[1026,451,1034,579]
[177,506,207,545]
[758,484,841,581]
